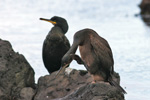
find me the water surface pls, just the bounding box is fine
[0,0,150,99]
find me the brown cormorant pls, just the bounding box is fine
[56,28,126,94]
[40,16,70,73]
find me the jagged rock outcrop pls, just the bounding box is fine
[0,39,35,100]
[139,0,150,25]
[139,0,150,15]
[33,69,92,100]
[0,39,125,100]
[34,68,124,100]
[59,82,124,100]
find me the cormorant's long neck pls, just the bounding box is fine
[50,26,63,35]
[56,23,68,34]
[65,40,79,55]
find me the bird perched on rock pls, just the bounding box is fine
[56,28,126,94]
[40,16,70,73]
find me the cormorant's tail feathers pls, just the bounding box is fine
[108,78,127,94]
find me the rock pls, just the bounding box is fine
[139,0,150,25]
[0,39,35,100]
[19,87,35,100]
[0,38,125,100]
[59,82,124,100]
[139,0,150,14]
[33,69,92,100]
[34,68,123,100]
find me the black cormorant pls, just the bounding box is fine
[56,28,126,94]
[40,16,70,73]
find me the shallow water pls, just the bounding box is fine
[0,0,150,99]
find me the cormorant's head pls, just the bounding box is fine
[55,54,85,77]
[55,54,73,77]
[40,16,68,34]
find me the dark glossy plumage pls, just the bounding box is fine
[40,16,70,73]
[58,28,126,94]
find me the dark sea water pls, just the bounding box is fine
[0,0,150,99]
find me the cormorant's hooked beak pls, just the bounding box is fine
[40,18,57,25]
[55,63,69,78]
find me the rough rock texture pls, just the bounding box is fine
[139,0,150,15]
[139,0,150,25]
[59,82,124,100]
[19,87,35,100]
[33,69,92,100]
[34,68,124,100]
[0,38,125,100]
[0,39,35,100]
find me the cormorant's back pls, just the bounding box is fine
[42,27,70,73]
